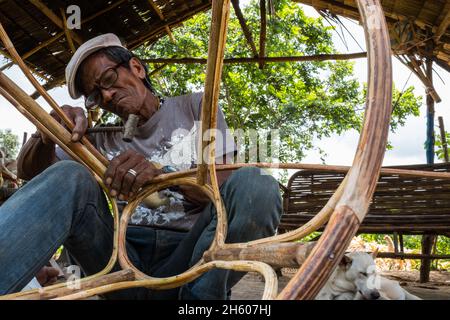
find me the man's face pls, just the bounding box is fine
[79,53,149,120]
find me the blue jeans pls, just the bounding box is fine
[0,161,282,299]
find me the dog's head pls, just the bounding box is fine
[340,251,381,300]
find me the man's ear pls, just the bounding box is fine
[129,57,146,80]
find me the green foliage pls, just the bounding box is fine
[136,0,421,163]
[435,131,450,161]
[0,129,19,158]
[360,234,449,271]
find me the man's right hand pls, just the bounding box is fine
[40,105,88,145]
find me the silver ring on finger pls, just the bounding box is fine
[127,168,138,177]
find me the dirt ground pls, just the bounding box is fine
[231,269,450,300]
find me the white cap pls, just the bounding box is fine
[65,33,126,99]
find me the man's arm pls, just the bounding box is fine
[17,105,88,180]
[16,133,57,180]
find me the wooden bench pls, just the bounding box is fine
[279,163,450,281]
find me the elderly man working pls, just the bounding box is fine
[0,34,282,299]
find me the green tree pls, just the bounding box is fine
[435,131,450,161]
[135,0,421,162]
[0,129,19,158]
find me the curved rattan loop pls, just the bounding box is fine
[117,177,226,280]
[277,0,393,299]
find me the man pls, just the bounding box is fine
[0,34,282,299]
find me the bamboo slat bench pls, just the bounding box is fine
[279,163,450,264]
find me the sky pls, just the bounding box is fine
[1,3,449,167]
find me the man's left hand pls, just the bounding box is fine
[104,149,163,200]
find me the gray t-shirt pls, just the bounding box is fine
[57,92,236,231]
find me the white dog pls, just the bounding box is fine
[316,251,421,300]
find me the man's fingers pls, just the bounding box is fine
[112,157,142,199]
[46,267,60,278]
[71,113,88,142]
[104,150,133,186]
[130,162,160,195]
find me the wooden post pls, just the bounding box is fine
[438,116,449,162]
[421,56,436,283]
[231,0,259,58]
[259,0,267,69]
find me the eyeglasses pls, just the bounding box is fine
[84,62,125,110]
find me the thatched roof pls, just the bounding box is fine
[0,0,449,95]
[295,0,450,71]
[0,0,210,88]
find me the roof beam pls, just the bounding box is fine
[143,52,367,64]
[0,32,65,71]
[59,8,76,54]
[28,0,83,45]
[147,0,175,43]
[435,9,450,43]
[0,1,127,71]
[128,2,211,49]
[231,0,258,58]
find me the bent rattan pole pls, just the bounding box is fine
[150,162,450,188]
[277,0,393,300]
[55,260,278,300]
[197,0,231,185]
[0,74,120,301]
[0,22,108,168]
[222,175,349,249]
[0,71,106,176]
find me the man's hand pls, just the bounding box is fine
[104,149,163,201]
[40,105,87,145]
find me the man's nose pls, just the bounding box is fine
[101,87,115,104]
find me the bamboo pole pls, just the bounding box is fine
[259,0,267,69]
[435,10,450,44]
[197,0,231,185]
[148,162,450,186]
[28,0,83,45]
[146,0,175,42]
[204,241,316,268]
[0,22,108,168]
[231,0,259,58]
[0,86,121,300]
[143,52,367,65]
[0,71,106,176]
[278,0,393,299]
[55,260,278,300]
[0,0,128,71]
[0,33,64,72]
[9,270,135,300]
[438,116,449,162]
[60,8,76,54]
